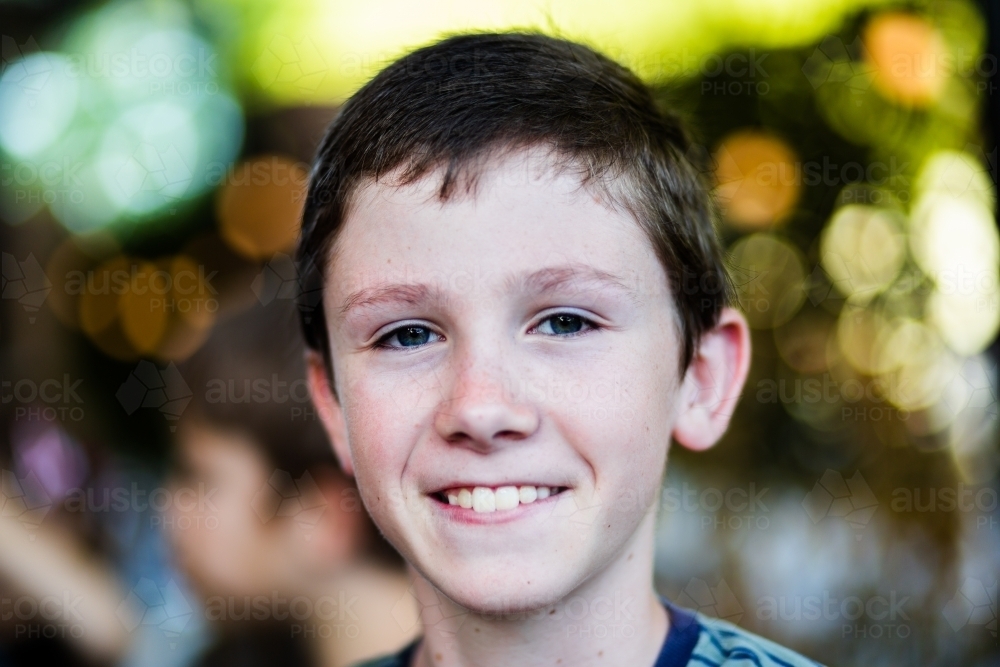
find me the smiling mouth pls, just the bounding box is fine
[432,485,568,513]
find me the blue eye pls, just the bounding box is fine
[378,325,439,349]
[536,314,592,336]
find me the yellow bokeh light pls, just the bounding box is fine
[118,260,170,355]
[821,205,905,302]
[875,317,958,411]
[863,11,947,106]
[224,0,887,105]
[927,290,999,357]
[217,155,308,260]
[45,232,120,330]
[714,131,801,230]
[910,197,998,283]
[728,233,807,328]
[836,303,889,375]
[78,255,140,361]
[908,151,1000,354]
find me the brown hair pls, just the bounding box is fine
[296,32,731,380]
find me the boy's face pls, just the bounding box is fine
[315,152,694,612]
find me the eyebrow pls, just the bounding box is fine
[503,264,632,297]
[339,264,634,317]
[339,283,436,316]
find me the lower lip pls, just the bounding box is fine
[429,491,569,525]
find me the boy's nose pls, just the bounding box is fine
[433,357,540,452]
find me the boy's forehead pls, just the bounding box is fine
[329,151,658,291]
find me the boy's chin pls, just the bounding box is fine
[425,559,583,616]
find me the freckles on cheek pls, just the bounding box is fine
[342,376,423,488]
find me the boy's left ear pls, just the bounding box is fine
[672,306,752,451]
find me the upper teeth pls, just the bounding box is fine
[444,485,557,512]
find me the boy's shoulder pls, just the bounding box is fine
[349,604,823,667]
[685,609,823,667]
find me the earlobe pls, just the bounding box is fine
[306,351,355,476]
[672,307,752,452]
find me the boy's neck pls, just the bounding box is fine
[409,512,668,667]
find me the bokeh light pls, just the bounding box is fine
[216,155,307,260]
[714,131,801,230]
[0,0,245,232]
[821,204,905,303]
[2,2,997,665]
[863,11,947,106]
[728,233,807,328]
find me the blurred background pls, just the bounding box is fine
[0,0,997,665]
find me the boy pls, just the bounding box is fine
[298,33,820,667]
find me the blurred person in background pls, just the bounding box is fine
[0,397,132,667]
[0,487,130,667]
[166,299,417,667]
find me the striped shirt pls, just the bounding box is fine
[353,599,822,667]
